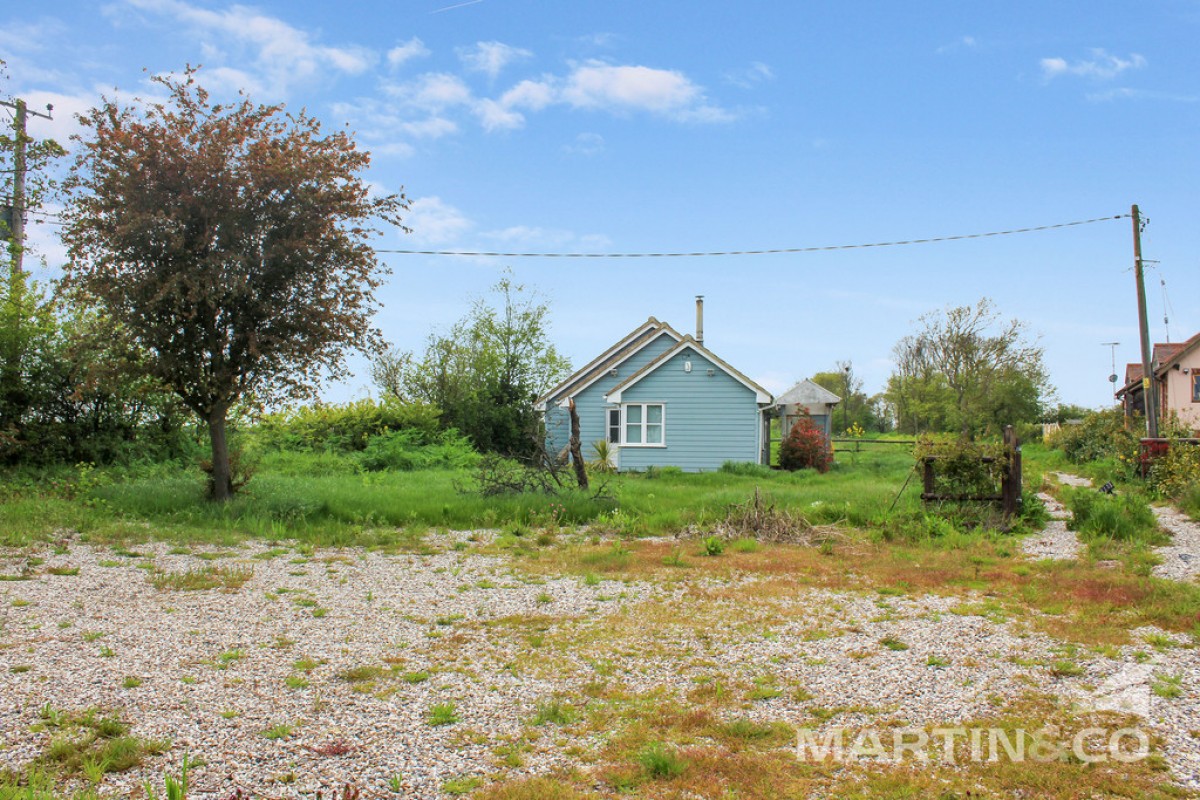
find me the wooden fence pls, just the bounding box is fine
[919,425,1023,517]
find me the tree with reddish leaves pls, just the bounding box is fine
[62,70,407,500]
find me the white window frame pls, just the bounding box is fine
[621,403,666,447]
[606,408,621,443]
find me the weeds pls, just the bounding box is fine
[635,742,688,779]
[144,753,195,800]
[532,698,578,726]
[1064,488,1163,544]
[261,723,294,740]
[151,565,253,591]
[13,706,169,785]
[1152,673,1184,699]
[427,702,459,726]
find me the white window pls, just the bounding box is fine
[623,403,664,446]
[607,408,621,443]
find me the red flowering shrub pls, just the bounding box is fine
[779,411,832,472]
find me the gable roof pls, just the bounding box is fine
[604,334,772,404]
[1154,331,1200,376]
[533,317,683,410]
[774,379,841,407]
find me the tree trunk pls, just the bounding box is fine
[207,407,233,502]
[568,398,588,491]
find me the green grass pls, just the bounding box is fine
[635,742,688,780]
[532,698,579,726]
[1151,673,1184,699]
[150,565,253,591]
[442,775,484,795]
[427,702,459,726]
[260,722,294,740]
[8,706,169,787]
[1063,488,1165,544]
[0,446,923,547]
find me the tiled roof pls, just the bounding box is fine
[1153,331,1200,375]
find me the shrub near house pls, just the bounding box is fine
[779,410,831,473]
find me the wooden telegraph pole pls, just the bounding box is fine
[1,98,55,278]
[1131,204,1158,438]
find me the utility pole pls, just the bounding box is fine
[842,363,850,433]
[1,98,55,278]
[1131,204,1158,438]
[1101,341,1119,406]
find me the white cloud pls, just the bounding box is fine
[564,132,604,156]
[483,225,574,245]
[1087,87,1199,103]
[1040,49,1146,80]
[387,37,430,69]
[469,61,733,130]
[373,142,417,157]
[22,200,69,273]
[402,116,459,138]
[458,41,532,79]
[387,72,474,110]
[17,89,97,147]
[118,0,375,97]
[331,97,458,148]
[500,79,556,111]
[480,225,611,252]
[352,55,731,153]
[473,99,525,131]
[406,196,473,245]
[0,18,67,53]
[723,61,774,88]
[561,61,698,112]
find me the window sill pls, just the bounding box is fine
[620,444,667,448]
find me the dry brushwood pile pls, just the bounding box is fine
[690,486,848,545]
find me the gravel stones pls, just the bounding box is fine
[1,531,1197,796]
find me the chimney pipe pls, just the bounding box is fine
[695,295,704,345]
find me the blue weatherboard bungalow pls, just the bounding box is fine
[535,301,774,472]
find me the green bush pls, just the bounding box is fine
[357,429,479,472]
[1047,409,1138,468]
[1179,483,1200,521]
[1148,441,1200,501]
[1064,487,1159,543]
[253,399,441,453]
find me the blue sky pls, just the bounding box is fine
[4,1,1199,411]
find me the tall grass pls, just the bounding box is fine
[1063,487,1163,544]
[0,445,970,547]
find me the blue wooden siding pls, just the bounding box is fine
[543,332,678,459]
[617,350,759,472]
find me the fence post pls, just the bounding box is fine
[922,457,935,499]
[1001,425,1021,517]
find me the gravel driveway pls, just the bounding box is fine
[1,533,1197,797]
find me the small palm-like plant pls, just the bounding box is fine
[589,440,616,474]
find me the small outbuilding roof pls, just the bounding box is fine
[773,379,841,407]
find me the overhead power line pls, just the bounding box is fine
[378,213,1128,259]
